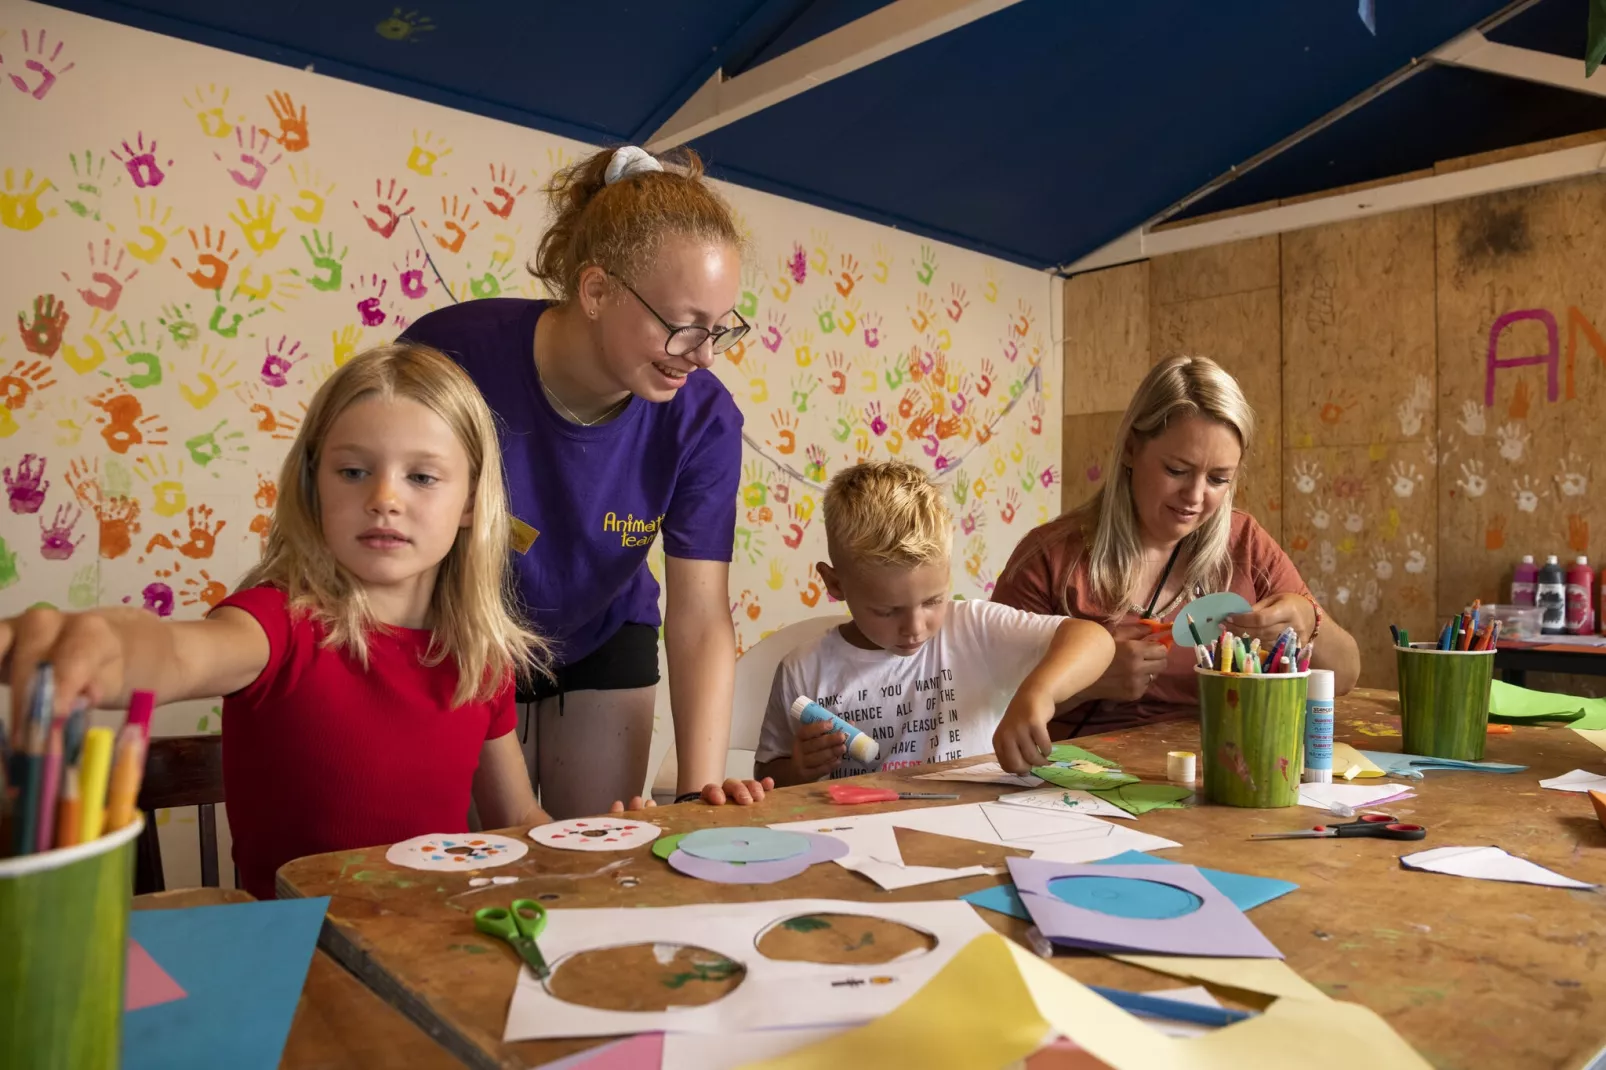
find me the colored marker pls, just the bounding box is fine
[78,727,115,843]
[54,706,89,850]
[103,721,148,835]
[35,717,64,853]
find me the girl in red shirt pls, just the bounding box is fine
[3,344,553,897]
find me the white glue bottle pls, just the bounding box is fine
[789,696,880,764]
[1302,670,1335,784]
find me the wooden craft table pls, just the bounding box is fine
[1496,639,1606,687]
[132,887,464,1069]
[277,689,1606,1070]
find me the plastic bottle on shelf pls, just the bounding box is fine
[1511,554,1538,606]
[1536,555,1567,635]
[1569,556,1597,635]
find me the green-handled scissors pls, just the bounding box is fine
[474,899,549,979]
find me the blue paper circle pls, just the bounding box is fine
[1172,592,1254,647]
[1048,876,1204,919]
[677,827,812,864]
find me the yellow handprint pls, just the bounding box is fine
[1,168,54,231]
[766,558,785,591]
[287,164,333,224]
[332,324,364,367]
[228,195,285,254]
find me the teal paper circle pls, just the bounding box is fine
[677,827,811,864]
[1048,876,1204,919]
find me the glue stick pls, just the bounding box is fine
[789,696,879,764]
[1302,669,1335,784]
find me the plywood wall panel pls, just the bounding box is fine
[1063,261,1150,415]
[1149,235,1279,305]
[1061,411,1126,515]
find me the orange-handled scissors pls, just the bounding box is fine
[1139,618,1176,649]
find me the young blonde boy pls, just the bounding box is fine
[754,462,1115,785]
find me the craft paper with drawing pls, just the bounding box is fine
[501,899,994,1040]
[385,833,528,870]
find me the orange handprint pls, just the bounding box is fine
[66,459,141,560]
[170,225,238,292]
[423,195,477,253]
[266,90,309,152]
[145,504,226,561]
[1485,514,1506,551]
[835,254,861,298]
[0,359,57,410]
[89,386,167,454]
[472,163,526,219]
[769,410,798,455]
[181,568,228,608]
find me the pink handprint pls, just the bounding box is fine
[8,29,75,100]
[111,134,172,189]
[39,503,84,561]
[259,336,305,388]
[1028,395,1044,436]
[63,238,139,312]
[1000,489,1020,525]
[977,358,996,396]
[4,454,49,514]
[353,274,390,326]
[214,125,282,190]
[395,249,429,299]
[142,583,175,618]
[945,283,968,322]
[864,401,889,436]
[354,178,412,239]
[761,312,788,353]
[804,444,827,482]
[787,243,807,284]
[862,312,882,349]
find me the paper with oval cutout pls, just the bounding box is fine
[1171,592,1253,647]
[668,833,849,885]
[529,817,663,852]
[678,827,812,864]
[385,832,528,870]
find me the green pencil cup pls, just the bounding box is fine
[0,814,144,1070]
[1395,642,1495,761]
[1197,668,1310,808]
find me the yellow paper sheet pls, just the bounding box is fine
[1574,728,1606,754]
[745,936,1431,1070]
[1330,743,1384,779]
[1110,954,1329,1003]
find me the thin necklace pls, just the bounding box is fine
[538,372,629,427]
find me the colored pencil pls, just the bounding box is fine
[1185,614,1205,648]
[12,665,54,855]
[78,727,114,844]
[34,717,64,853]
[103,723,147,835]
[1089,984,1255,1027]
[53,706,89,850]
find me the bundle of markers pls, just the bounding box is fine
[0,665,152,858]
[1391,600,1501,652]
[1190,615,1311,674]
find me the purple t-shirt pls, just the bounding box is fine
[403,299,742,665]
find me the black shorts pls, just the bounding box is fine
[519,623,661,703]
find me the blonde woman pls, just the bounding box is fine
[993,356,1359,738]
[0,344,555,898]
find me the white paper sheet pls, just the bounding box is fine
[1573,728,1606,753]
[912,762,1043,787]
[1538,768,1606,793]
[991,786,1135,820]
[1399,845,1596,889]
[1296,783,1417,810]
[769,802,1179,891]
[837,856,997,890]
[502,899,995,1041]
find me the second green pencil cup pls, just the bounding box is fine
[0,813,144,1070]
[1197,667,1310,807]
[1395,642,1495,761]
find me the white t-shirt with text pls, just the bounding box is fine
[754,599,1067,779]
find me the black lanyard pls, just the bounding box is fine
[1142,542,1184,619]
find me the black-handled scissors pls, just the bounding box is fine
[1251,813,1426,841]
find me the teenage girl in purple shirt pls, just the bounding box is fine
[404,146,770,816]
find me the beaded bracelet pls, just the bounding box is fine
[1300,591,1323,642]
[673,791,703,804]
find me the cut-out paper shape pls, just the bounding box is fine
[1030,763,1138,792]
[468,875,522,888]
[1296,782,1415,810]
[913,762,1042,787]
[385,832,528,870]
[1399,845,1596,889]
[530,817,662,852]
[678,827,811,864]
[1170,592,1252,647]
[1591,790,1606,832]
[502,899,994,1040]
[1359,750,1525,778]
[1048,875,1203,920]
[1087,783,1193,816]
[653,833,687,860]
[538,1032,666,1069]
[993,786,1133,820]
[963,852,1298,922]
[125,939,187,1011]
[1539,769,1606,793]
[1331,743,1385,777]
[1007,858,1282,958]
[668,833,849,885]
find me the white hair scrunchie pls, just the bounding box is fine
[604,146,664,186]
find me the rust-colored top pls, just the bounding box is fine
[992,509,1310,735]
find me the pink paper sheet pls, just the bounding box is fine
[125,939,188,1012]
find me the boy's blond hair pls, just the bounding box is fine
[239,342,548,707]
[823,461,952,569]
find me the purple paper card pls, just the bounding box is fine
[667,832,849,885]
[1006,858,1282,959]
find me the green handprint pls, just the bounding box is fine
[159,302,199,347]
[738,287,759,320]
[68,564,99,608]
[196,705,223,733]
[295,230,346,292]
[915,244,938,286]
[185,419,247,466]
[0,537,19,590]
[124,350,162,388]
[65,149,113,220]
[467,260,516,300]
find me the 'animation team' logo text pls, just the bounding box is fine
[602,511,667,548]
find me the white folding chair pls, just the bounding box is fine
[650,613,850,802]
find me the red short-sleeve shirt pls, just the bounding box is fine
[991,510,1310,736]
[217,586,515,898]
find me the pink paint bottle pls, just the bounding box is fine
[1567,556,1596,635]
[1510,554,1537,606]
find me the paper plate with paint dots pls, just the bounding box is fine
[385,833,528,871]
[528,817,663,852]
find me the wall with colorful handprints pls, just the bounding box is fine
[1063,135,1606,698]
[0,4,1061,882]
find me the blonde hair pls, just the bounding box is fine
[1050,355,1253,621]
[823,462,953,569]
[240,343,548,706]
[531,146,742,303]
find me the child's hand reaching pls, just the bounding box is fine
[792,718,846,782]
[606,777,777,813]
[993,685,1055,775]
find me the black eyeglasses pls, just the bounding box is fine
[610,273,749,357]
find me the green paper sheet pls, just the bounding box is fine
[1088,783,1194,815]
[1488,680,1606,729]
[1031,763,1139,791]
[1047,744,1120,768]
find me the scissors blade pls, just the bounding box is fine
[1249,830,1334,839]
[512,936,550,980]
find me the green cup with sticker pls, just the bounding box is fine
[1196,668,1309,807]
[1395,642,1494,761]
